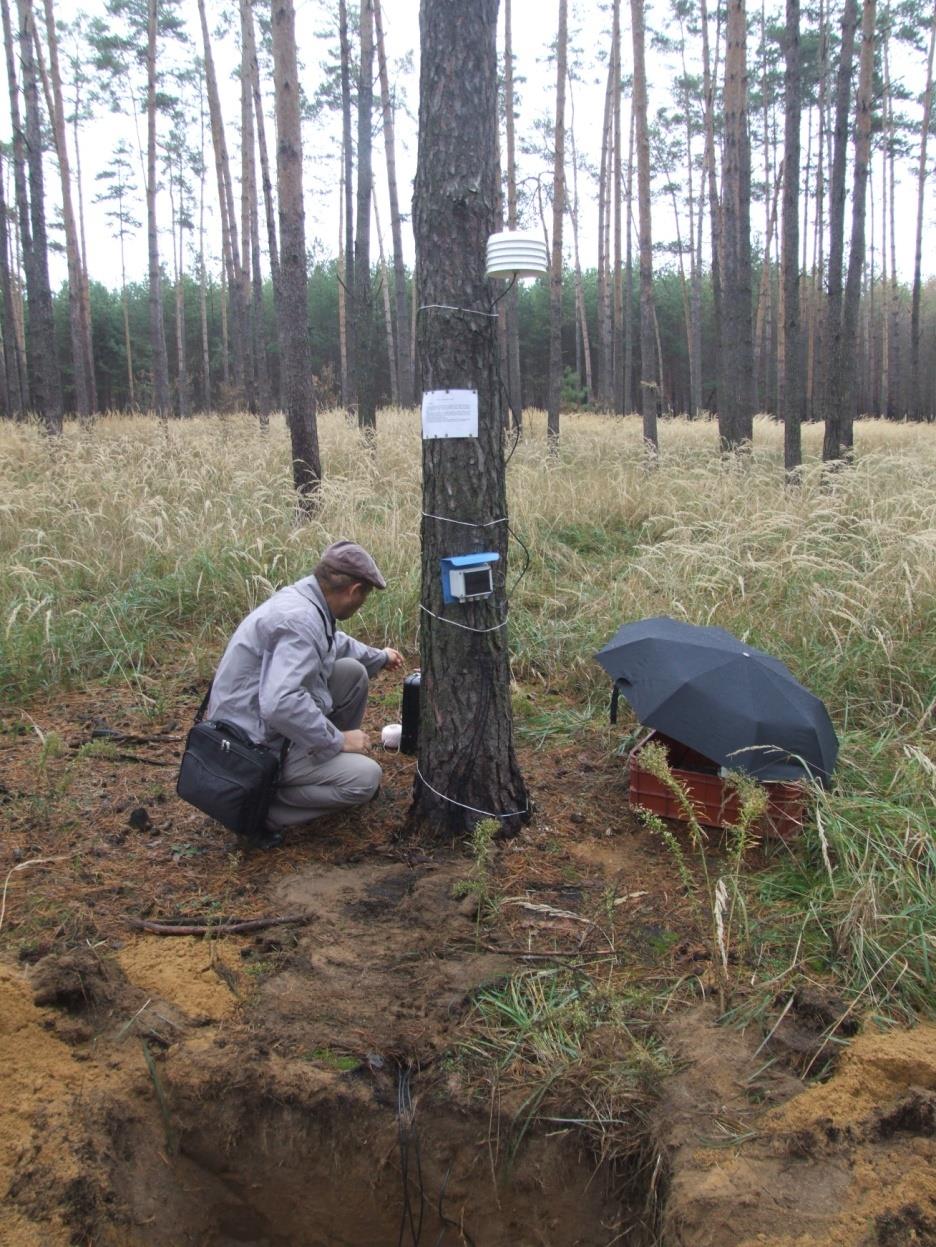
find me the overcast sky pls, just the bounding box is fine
[8,0,935,291]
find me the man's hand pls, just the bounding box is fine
[382,648,404,672]
[341,729,370,753]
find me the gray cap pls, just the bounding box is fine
[320,540,387,589]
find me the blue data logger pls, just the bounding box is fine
[440,552,500,604]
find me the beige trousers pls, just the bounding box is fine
[265,658,382,830]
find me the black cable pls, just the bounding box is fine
[507,523,531,595]
[432,1162,478,1247]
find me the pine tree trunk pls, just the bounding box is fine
[374,197,398,405]
[272,0,321,505]
[16,0,62,432]
[339,0,355,411]
[547,0,567,447]
[596,58,614,409]
[197,0,246,401]
[503,0,522,429]
[782,0,802,472]
[631,0,658,449]
[719,0,754,449]
[825,0,874,459]
[355,0,376,433]
[241,0,270,426]
[567,74,593,401]
[624,107,634,413]
[412,0,527,836]
[821,0,858,457]
[611,0,624,414]
[40,0,93,421]
[911,4,935,419]
[2,0,32,415]
[700,0,723,417]
[373,0,413,407]
[146,0,171,418]
[0,150,27,415]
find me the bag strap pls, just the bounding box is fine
[195,682,213,724]
[309,601,334,651]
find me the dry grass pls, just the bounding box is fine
[1,407,934,1014]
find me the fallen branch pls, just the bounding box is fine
[127,913,311,937]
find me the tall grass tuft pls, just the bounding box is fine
[2,408,934,1015]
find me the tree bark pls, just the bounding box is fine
[631,0,658,450]
[0,149,28,416]
[374,0,413,407]
[146,0,171,419]
[719,0,754,449]
[39,0,94,421]
[2,0,32,415]
[700,0,722,418]
[197,0,246,400]
[16,0,63,432]
[241,0,271,427]
[373,196,398,405]
[824,0,875,460]
[503,0,522,429]
[911,5,936,418]
[567,69,593,402]
[611,0,624,414]
[339,0,355,410]
[547,0,567,447]
[272,0,322,504]
[355,0,376,433]
[412,0,527,836]
[782,0,802,473]
[820,0,857,447]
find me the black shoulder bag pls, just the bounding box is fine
[176,687,288,839]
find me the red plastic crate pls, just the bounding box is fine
[628,730,807,839]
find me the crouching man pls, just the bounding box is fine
[206,540,403,845]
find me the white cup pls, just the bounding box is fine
[381,723,402,750]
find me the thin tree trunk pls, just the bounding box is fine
[198,87,210,415]
[719,0,754,448]
[373,196,398,405]
[567,71,593,401]
[624,106,634,413]
[503,0,522,429]
[241,0,270,427]
[39,0,92,420]
[197,0,245,400]
[820,0,857,446]
[0,150,27,415]
[911,4,936,418]
[824,0,874,459]
[71,79,96,412]
[782,0,802,473]
[373,0,412,406]
[547,0,567,447]
[339,0,355,411]
[337,194,348,411]
[611,0,624,413]
[631,0,658,450]
[2,0,31,415]
[355,0,376,433]
[16,0,62,431]
[272,0,321,504]
[678,9,702,420]
[412,0,527,836]
[145,0,171,419]
[700,0,723,417]
[596,54,614,409]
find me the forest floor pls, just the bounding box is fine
[2,670,934,1247]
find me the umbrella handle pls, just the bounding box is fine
[610,684,620,725]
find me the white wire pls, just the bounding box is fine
[415,763,528,820]
[419,604,507,633]
[417,303,499,319]
[421,511,508,528]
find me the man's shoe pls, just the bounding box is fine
[253,827,284,850]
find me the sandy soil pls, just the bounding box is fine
[1,678,934,1245]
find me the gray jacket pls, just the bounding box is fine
[205,575,387,759]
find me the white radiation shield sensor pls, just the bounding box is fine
[485,231,549,280]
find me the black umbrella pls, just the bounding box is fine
[595,616,838,785]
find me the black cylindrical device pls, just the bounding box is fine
[400,671,421,755]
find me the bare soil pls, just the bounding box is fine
[2,678,934,1245]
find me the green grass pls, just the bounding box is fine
[2,408,934,1022]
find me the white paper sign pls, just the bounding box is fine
[421,389,479,439]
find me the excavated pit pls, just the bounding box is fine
[73,1068,638,1247]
